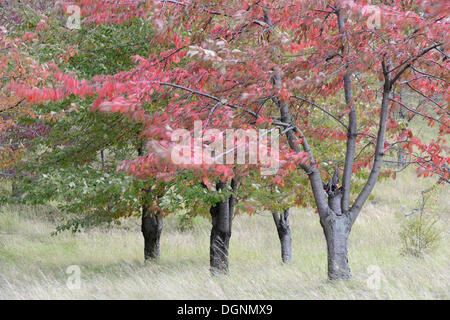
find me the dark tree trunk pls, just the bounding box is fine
[137,143,164,261]
[11,181,21,199]
[272,209,292,263]
[142,204,163,260]
[100,149,106,168]
[399,106,405,118]
[321,168,351,280]
[209,179,237,275]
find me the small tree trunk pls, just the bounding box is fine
[272,209,292,263]
[399,106,405,119]
[11,181,21,199]
[100,149,106,168]
[209,180,237,275]
[397,147,406,168]
[142,204,163,260]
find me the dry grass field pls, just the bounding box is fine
[0,167,448,299]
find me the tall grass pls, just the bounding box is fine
[0,168,448,299]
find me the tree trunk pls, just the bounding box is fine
[11,181,21,199]
[100,149,106,168]
[397,147,406,168]
[209,179,237,275]
[138,143,164,261]
[142,204,163,261]
[321,215,351,280]
[321,168,351,280]
[272,209,292,263]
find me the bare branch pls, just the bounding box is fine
[390,97,449,129]
[291,96,348,130]
[390,42,443,84]
[350,61,392,223]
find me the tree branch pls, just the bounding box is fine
[390,43,443,84]
[291,96,348,130]
[390,97,449,129]
[349,61,392,223]
[336,8,357,213]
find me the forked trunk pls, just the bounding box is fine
[209,180,237,275]
[272,209,292,263]
[142,204,163,260]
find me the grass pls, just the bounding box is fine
[0,168,448,299]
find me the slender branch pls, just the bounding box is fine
[410,66,448,84]
[406,83,449,116]
[390,43,443,84]
[390,97,449,129]
[336,8,357,213]
[291,96,348,130]
[275,100,328,216]
[349,61,392,223]
[157,82,260,120]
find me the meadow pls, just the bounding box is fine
[0,167,448,300]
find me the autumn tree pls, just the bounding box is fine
[1,1,171,261]
[8,0,448,279]
[0,19,45,181]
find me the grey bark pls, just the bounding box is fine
[397,147,406,168]
[321,214,351,280]
[349,64,392,223]
[272,209,292,263]
[337,8,357,214]
[210,179,237,275]
[322,168,351,280]
[278,85,354,279]
[322,62,392,279]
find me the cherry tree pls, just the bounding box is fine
[0,13,50,180]
[10,0,448,278]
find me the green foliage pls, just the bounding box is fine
[175,211,203,232]
[238,170,311,214]
[399,185,443,257]
[11,4,154,79]
[8,166,145,233]
[400,214,441,257]
[64,19,154,77]
[21,97,142,167]
[1,7,161,232]
[158,172,228,218]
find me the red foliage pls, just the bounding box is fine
[8,0,449,186]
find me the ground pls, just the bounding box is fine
[0,168,448,299]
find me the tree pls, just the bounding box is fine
[2,1,169,262]
[272,209,292,263]
[0,26,45,180]
[9,0,448,279]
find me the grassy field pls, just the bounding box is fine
[0,168,448,299]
